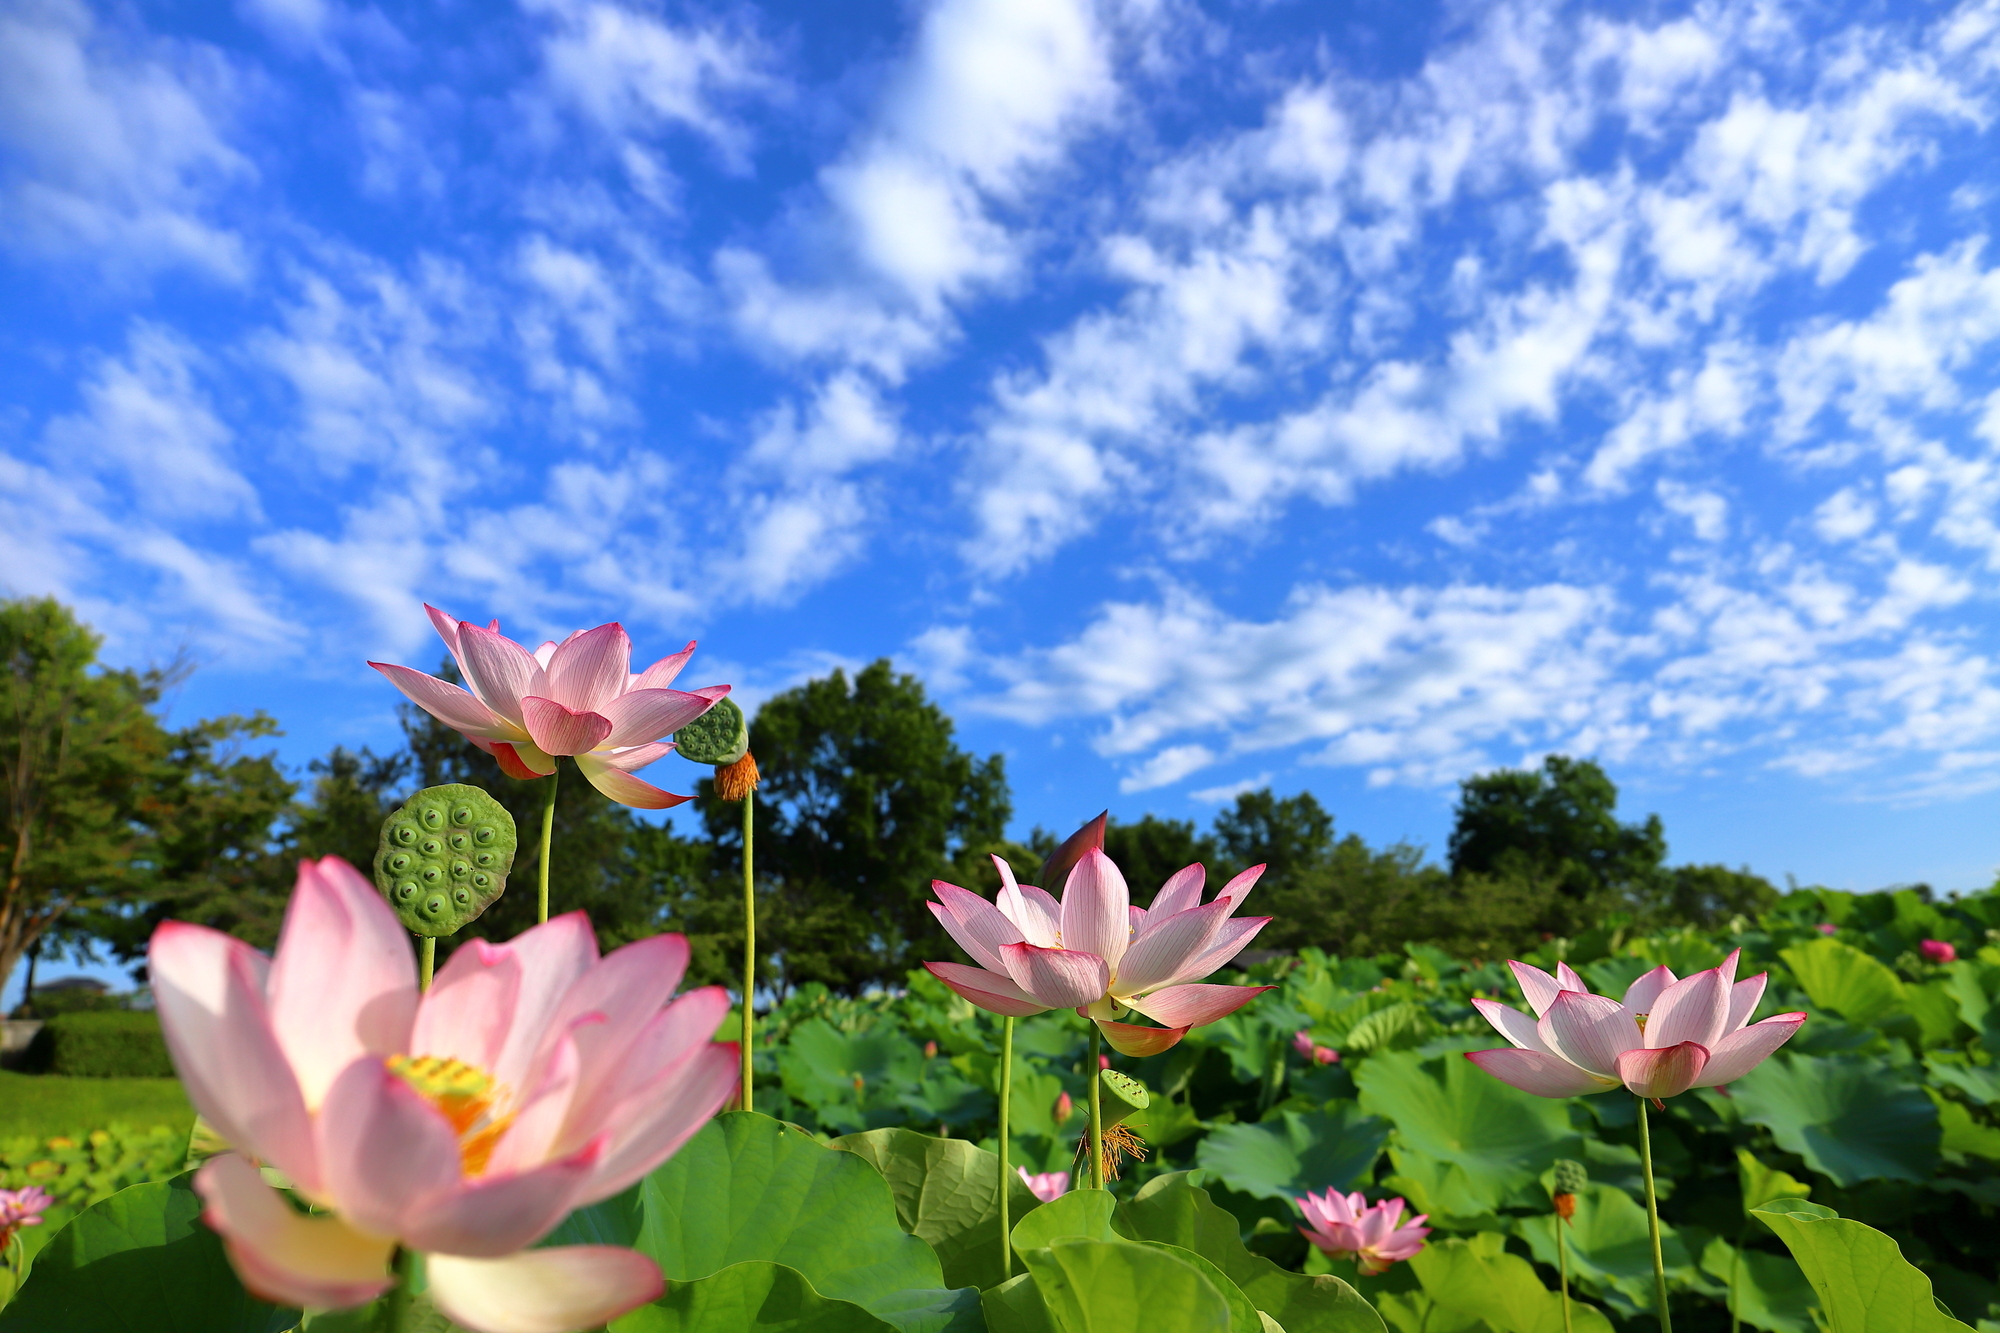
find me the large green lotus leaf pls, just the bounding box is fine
[1355,1048,1581,1217]
[832,1127,1045,1290]
[1737,1149,1813,1215]
[1931,1095,2000,1161]
[1012,1190,1119,1252]
[863,1286,987,1333]
[0,1173,297,1333]
[1405,1234,1613,1333]
[635,1112,946,1308]
[1923,1058,2000,1106]
[1117,1173,1385,1333]
[1512,1185,1704,1317]
[1194,1106,1389,1202]
[1020,1237,1234,1333]
[1750,1200,1972,1333]
[1699,1236,1817,1333]
[1733,1055,1940,1186]
[613,1261,899,1333]
[1136,1242,1261,1333]
[1778,939,1906,1027]
[1903,983,1966,1045]
[982,1273,1058,1333]
[542,1180,644,1249]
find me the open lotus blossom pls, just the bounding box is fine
[1298,1190,1428,1275]
[1467,950,1805,1101]
[1293,1030,1339,1065]
[0,1185,51,1248]
[150,857,738,1333]
[371,606,729,809]
[1017,1169,1070,1202]
[1920,939,1958,965]
[923,850,1274,1057]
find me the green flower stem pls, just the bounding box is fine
[1729,1225,1745,1333]
[999,1015,1014,1279]
[419,938,435,992]
[741,790,755,1113]
[386,1247,417,1333]
[1558,1214,1573,1333]
[537,767,559,924]
[1088,1025,1105,1191]
[1636,1096,1672,1333]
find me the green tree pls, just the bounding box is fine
[1101,813,1220,901]
[1,598,167,1004]
[1447,755,1666,930]
[1645,862,1779,928]
[703,659,1010,995]
[290,746,409,868]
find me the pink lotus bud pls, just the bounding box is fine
[1054,1091,1074,1123]
[1314,1045,1340,1065]
[1920,939,1957,964]
[1817,923,1838,935]
[1099,1054,1110,1070]
[1293,1030,1316,1057]
[923,1040,938,1058]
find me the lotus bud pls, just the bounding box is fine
[373,784,516,935]
[1919,939,1957,964]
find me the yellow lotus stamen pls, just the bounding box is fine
[388,1054,515,1176]
[1634,1013,1649,1032]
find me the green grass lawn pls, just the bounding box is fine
[0,1071,193,1141]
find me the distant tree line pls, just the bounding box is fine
[5,596,1786,1007]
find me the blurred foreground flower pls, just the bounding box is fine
[923,850,1273,1056]
[1293,1030,1339,1065]
[1298,1190,1428,1275]
[1920,939,1957,964]
[150,857,737,1333]
[1467,951,1803,1100]
[1017,1169,1070,1202]
[0,1185,50,1248]
[371,606,728,809]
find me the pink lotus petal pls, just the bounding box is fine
[493,741,557,779]
[1555,961,1589,993]
[401,1139,603,1257]
[428,1246,664,1333]
[520,698,614,756]
[425,604,467,670]
[1621,965,1677,1016]
[1616,1041,1709,1099]
[592,986,734,1120]
[369,663,519,741]
[316,1057,463,1239]
[996,875,1062,947]
[268,858,418,1110]
[413,944,523,1074]
[924,961,1050,1017]
[1726,973,1769,1031]
[1060,850,1131,970]
[1148,864,1206,919]
[601,740,674,772]
[1692,1013,1805,1087]
[1507,961,1566,1016]
[1214,864,1265,911]
[631,643,697,693]
[577,1040,739,1199]
[1718,949,1741,987]
[459,623,547,725]
[1538,991,1639,1078]
[1095,1018,1190,1056]
[1001,942,1111,1009]
[1168,915,1271,984]
[1464,1048,1619,1098]
[573,752,692,809]
[598,686,724,749]
[532,933,689,1128]
[488,1024,588,1177]
[1471,997,1554,1054]
[149,923,320,1192]
[475,914,600,1095]
[1126,982,1275,1029]
[1647,967,1731,1051]
[1116,898,1234,994]
[195,1154,395,1311]
[544,623,632,714]
[931,883,1027,973]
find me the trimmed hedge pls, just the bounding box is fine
[23,1012,174,1078]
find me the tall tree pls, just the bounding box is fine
[0,598,167,1000]
[1101,813,1220,901]
[703,659,1010,995]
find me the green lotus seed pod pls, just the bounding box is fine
[674,695,747,766]
[1099,1068,1151,1129]
[373,784,516,936]
[1552,1158,1589,1196]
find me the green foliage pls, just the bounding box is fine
[21,1012,172,1078]
[833,1128,1046,1291]
[0,1073,191,1141]
[617,1261,904,1333]
[1513,1184,1706,1316]
[1779,938,1909,1027]
[1019,1237,1237,1333]
[1733,1054,1941,1185]
[0,1172,297,1332]
[1390,1233,1616,1333]
[1751,1200,1973,1333]
[1194,1107,1389,1201]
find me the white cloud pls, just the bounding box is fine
[1189,772,1273,804]
[1656,479,1727,541]
[1119,744,1218,792]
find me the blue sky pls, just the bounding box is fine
[5,0,2000,1001]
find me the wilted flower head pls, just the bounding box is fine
[371,606,728,809]
[1467,951,1804,1101]
[1293,1030,1339,1065]
[0,1186,51,1245]
[1017,1168,1070,1202]
[150,857,737,1333]
[1920,939,1957,965]
[923,847,1274,1056]
[1297,1190,1428,1275]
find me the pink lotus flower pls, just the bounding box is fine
[923,851,1274,1056]
[1920,939,1957,964]
[149,857,737,1333]
[1298,1190,1428,1275]
[1816,923,1838,936]
[0,1185,51,1247]
[1294,1030,1339,1065]
[1466,951,1805,1100]
[371,606,729,809]
[1018,1168,1070,1202]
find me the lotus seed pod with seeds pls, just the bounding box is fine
[373,783,517,936]
[674,695,748,766]
[1099,1068,1151,1129]
[1552,1158,1589,1196]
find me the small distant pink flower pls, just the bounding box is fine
[1920,939,1957,964]
[1298,1190,1429,1275]
[0,1186,51,1246]
[1018,1168,1070,1202]
[1054,1091,1074,1124]
[1817,923,1838,936]
[1098,1054,1111,1070]
[1294,1030,1339,1065]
